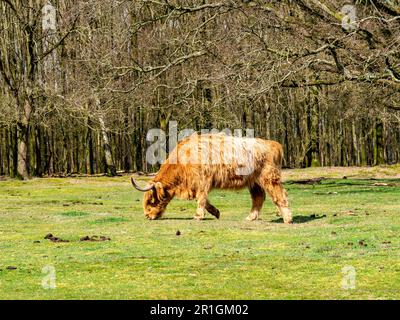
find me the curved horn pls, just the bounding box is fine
[131,177,154,192]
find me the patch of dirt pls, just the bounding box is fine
[288,177,325,185]
[44,233,69,242]
[372,182,398,187]
[313,191,338,195]
[67,200,84,204]
[282,165,400,180]
[6,266,17,270]
[80,235,111,242]
[381,241,391,248]
[358,240,367,247]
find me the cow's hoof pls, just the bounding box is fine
[246,215,258,221]
[193,216,204,221]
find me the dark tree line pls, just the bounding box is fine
[0,0,399,178]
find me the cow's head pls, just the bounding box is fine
[131,177,172,219]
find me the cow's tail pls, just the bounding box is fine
[281,146,287,168]
[272,143,285,182]
[277,142,285,168]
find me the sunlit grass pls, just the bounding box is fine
[0,166,399,299]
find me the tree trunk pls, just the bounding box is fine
[0,128,3,176]
[87,123,95,175]
[99,114,117,176]
[17,98,32,179]
[34,125,42,177]
[374,120,384,165]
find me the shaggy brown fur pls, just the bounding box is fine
[132,133,293,223]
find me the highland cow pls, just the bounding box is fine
[131,133,293,223]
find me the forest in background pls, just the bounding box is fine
[0,0,399,179]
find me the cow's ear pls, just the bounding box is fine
[154,182,165,200]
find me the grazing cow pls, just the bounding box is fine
[131,133,293,223]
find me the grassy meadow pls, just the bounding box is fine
[0,166,399,299]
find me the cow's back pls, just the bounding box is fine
[163,134,283,191]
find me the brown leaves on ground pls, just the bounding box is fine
[6,266,17,270]
[80,235,111,242]
[43,233,111,243]
[44,233,70,242]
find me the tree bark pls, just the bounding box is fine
[99,114,117,176]
[17,98,32,179]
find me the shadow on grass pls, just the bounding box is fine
[286,178,400,188]
[271,215,325,224]
[162,217,215,221]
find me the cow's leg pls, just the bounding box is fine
[194,180,212,220]
[194,194,207,220]
[263,180,293,224]
[246,183,265,221]
[205,200,220,219]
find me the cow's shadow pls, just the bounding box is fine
[271,215,325,224]
[162,217,214,221]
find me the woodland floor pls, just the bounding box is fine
[0,165,399,299]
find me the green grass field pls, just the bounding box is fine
[0,166,399,299]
